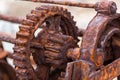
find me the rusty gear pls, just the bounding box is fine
[13,5,79,80]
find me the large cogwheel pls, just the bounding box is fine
[13,5,79,80]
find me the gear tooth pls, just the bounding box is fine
[53,6,58,11]
[22,19,36,26]
[75,26,78,30]
[59,7,64,11]
[14,60,29,68]
[35,6,49,11]
[12,53,27,61]
[40,12,46,17]
[31,10,46,17]
[66,11,71,17]
[71,16,74,19]
[31,10,41,15]
[15,38,28,45]
[49,6,54,11]
[16,74,29,80]
[35,7,41,10]
[15,68,29,76]
[26,14,39,21]
[63,8,68,12]
[17,31,30,37]
[73,21,76,25]
[19,25,33,30]
[52,6,58,11]
[13,46,26,53]
[31,10,35,13]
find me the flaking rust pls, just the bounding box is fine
[0,0,120,80]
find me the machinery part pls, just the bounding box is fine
[0,30,80,80]
[32,30,78,80]
[65,60,95,80]
[65,16,120,79]
[22,0,95,8]
[0,14,24,24]
[13,5,79,80]
[0,32,19,44]
[99,15,120,80]
[33,28,78,65]
[65,57,120,80]
[23,0,117,15]
[77,28,85,37]
[65,1,120,80]
[0,60,16,80]
[100,22,120,64]
[95,1,117,15]
[80,0,118,68]
[89,57,120,80]
[0,0,119,80]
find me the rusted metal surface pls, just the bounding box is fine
[0,60,16,80]
[12,5,80,80]
[0,14,24,24]
[65,0,120,80]
[0,32,18,44]
[65,58,120,80]
[0,41,16,80]
[0,0,120,80]
[89,58,120,80]
[22,0,95,8]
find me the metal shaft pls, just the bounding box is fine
[0,32,43,49]
[0,32,17,44]
[0,14,24,24]
[22,0,95,8]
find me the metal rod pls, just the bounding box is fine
[22,0,95,8]
[0,32,17,44]
[0,14,24,24]
[0,32,44,49]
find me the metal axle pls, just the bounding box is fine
[0,14,24,24]
[22,0,95,8]
[0,32,43,48]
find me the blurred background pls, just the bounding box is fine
[0,1,120,79]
